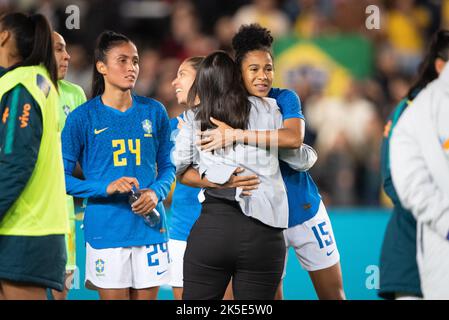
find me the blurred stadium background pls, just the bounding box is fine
[2,0,444,299]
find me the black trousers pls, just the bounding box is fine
[183,194,286,300]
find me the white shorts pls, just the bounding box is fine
[167,239,186,288]
[282,201,340,277]
[85,242,170,290]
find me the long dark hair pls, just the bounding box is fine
[232,23,274,69]
[188,51,251,131]
[92,30,132,97]
[407,29,449,99]
[0,12,58,87]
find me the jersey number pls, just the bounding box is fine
[112,139,141,167]
[311,221,334,249]
[147,243,168,267]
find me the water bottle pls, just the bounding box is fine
[129,187,161,227]
[143,208,161,227]
[128,187,141,205]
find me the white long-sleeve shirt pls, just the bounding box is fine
[390,63,449,241]
[172,96,317,229]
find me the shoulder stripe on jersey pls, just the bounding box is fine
[4,86,21,155]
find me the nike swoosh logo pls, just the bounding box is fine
[326,249,335,256]
[157,269,168,276]
[94,127,109,135]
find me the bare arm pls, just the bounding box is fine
[238,118,304,149]
[179,166,216,188]
[198,117,305,152]
[179,166,260,196]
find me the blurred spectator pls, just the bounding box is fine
[134,48,160,97]
[387,74,412,110]
[331,0,367,34]
[214,16,237,54]
[153,58,182,119]
[35,0,60,30]
[292,0,330,38]
[384,0,430,75]
[0,0,14,13]
[306,80,379,161]
[233,0,290,37]
[368,44,400,120]
[161,0,217,60]
[64,44,92,97]
[306,80,382,205]
[190,0,247,35]
[443,0,449,29]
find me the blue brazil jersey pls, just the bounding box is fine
[62,95,175,249]
[168,115,202,241]
[269,88,321,227]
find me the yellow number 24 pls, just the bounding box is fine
[112,139,141,167]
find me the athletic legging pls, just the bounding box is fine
[182,194,286,300]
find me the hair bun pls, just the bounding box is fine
[232,23,273,54]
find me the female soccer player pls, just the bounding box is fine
[390,30,449,299]
[169,56,260,300]
[195,24,345,300]
[0,12,68,300]
[173,51,317,299]
[168,57,203,300]
[51,31,87,300]
[62,31,175,300]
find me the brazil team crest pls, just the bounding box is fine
[95,259,105,275]
[142,119,153,137]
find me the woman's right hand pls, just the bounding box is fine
[106,177,140,195]
[177,116,185,129]
[221,167,260,196]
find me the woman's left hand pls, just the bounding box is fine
[131,189,158,215]
[197,117,236,152]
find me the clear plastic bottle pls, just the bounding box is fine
[129,187,160,227]
[143,208,161,227]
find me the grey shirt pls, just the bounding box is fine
[173,96,317,228]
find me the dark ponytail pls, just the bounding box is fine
[92,30,131,97]
[0,12,58,87]
[407,29,449,99]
